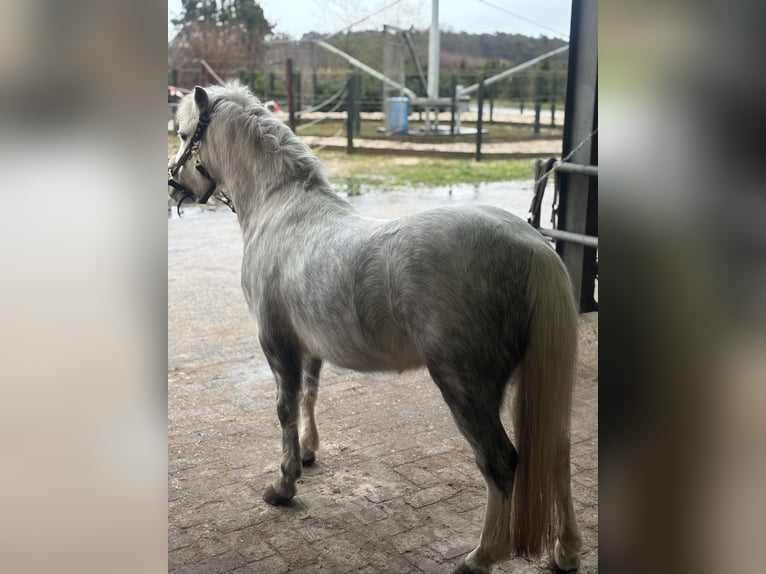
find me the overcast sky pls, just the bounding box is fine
[168,0,572,42]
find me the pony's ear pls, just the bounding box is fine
[193,86,209,113]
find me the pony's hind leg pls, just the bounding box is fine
[260,334,303,506]
[299,358,322,465]
[429,369,518,574]
[553,437,582,571]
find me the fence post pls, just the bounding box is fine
[450,75,456,136]
[475,79,484,162]
[354,74,362,136]
[286,58,296,133]
[550,72,557,126]
[489,82,495,124]
[171,68,178,87]
[346,74,355,154]
[295,71,302,126]
[312,69,317,106]
[534,72,542,135]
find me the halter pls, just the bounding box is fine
[168,101,235,215]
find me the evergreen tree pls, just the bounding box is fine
[169,0,273,76]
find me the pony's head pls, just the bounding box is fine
[169,83,332,216]
[168,86,221,212]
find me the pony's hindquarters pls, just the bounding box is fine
[511,244,582,566]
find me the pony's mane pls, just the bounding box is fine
[208,83,331,192]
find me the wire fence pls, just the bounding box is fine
[168,67,568,158]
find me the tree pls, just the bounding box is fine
[169,0,273,77]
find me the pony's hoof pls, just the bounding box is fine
[301,453,316,466]
[553,539,581,571]
[262,486,293,506]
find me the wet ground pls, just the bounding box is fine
[169,180,554,223]
[168,181,597,573]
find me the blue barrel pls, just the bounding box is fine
[386,97,409,133]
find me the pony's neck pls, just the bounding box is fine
[207,106,354,235]
[230,170,354,241]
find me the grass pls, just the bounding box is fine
[316,150,535,188]
[168,134,537,188]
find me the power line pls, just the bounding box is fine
[476,0,569,40]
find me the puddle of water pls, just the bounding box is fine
[342,180,553,222]
[169,180,555,224]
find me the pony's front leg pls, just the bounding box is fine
[299,358,322,465]
[260,335,303,506]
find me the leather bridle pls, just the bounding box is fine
[168,102,234,215]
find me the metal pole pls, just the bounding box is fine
[475,79,484,162]
[286,58,296,133]
[555,162,598,176]
[458,45,569,96]
[538,228,598,248]
[427,0,440,100]
[312,39,417,100]
[200,59,226,86]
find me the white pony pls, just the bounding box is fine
[169,84,582,574]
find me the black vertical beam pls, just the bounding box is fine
[312,70,317,106]
[354,74,361,137]
[450,75,456,136]
[534,72,542,135]
[489,83,495,124]
[346,74,354,154]
[550,72,558,126]
[286,58,296,133]
[475,79,484,162]
[295,72,302,126]
[556,0,598,311]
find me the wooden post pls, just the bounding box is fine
[312,69,317,106]
[354,74,361,137]
[295,71,302,127]
[550,72,557,126]
[450,75,456,136]
[534,72,542,135]
[346,74,354,154]
[489,82,495,124]
[286,58,296,133]
[475,79,484,162]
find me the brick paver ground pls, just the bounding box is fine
[168,206,598,574]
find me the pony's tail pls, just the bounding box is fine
[511,245,578,558]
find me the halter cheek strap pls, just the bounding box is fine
[168,101,234,214]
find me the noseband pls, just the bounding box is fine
[168,101,235,215]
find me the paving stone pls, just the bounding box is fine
[171,551,247,574]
